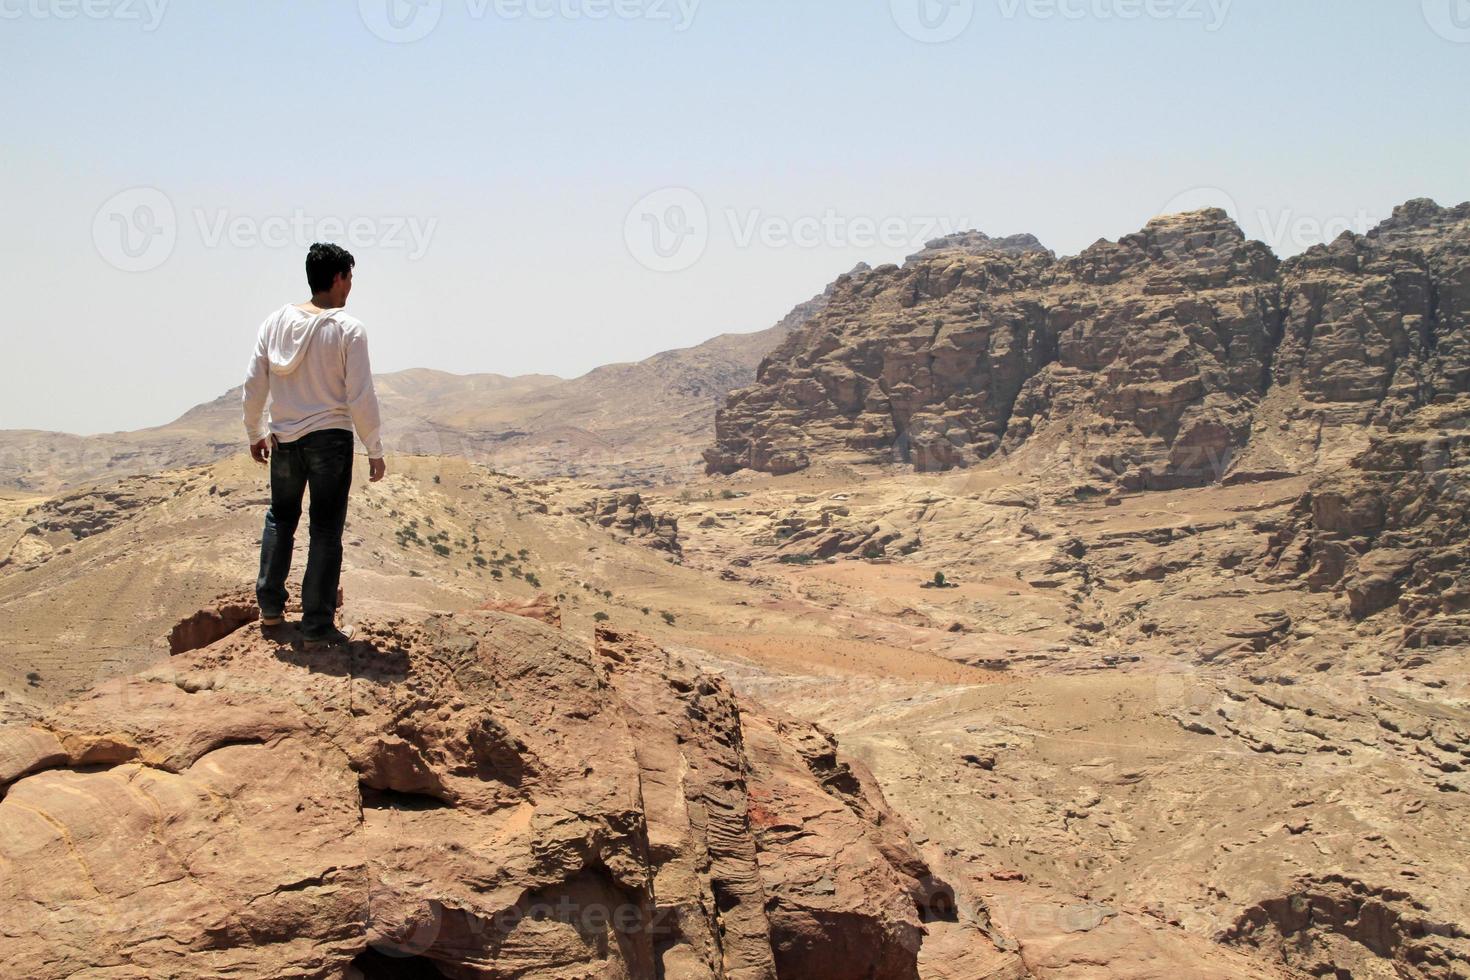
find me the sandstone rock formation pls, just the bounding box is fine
[1261,396,1470,648]
[707,200,1470,494]
[166,586,346,655]
[479,591,564,629]
[570,491,682,555]
[1225,874,1470,978]
[0,605,956,979]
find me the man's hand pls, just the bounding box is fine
[250,439,271,464]
[369,457,387,483]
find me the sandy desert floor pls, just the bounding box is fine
[2,453,1467,977]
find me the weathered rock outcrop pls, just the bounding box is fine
[166,585,345,655]
[572,491,681,555]
[707,200,1470,494]
[1224,874,1470,980]
[479,592,564,630]
[1260,396,1470,647]
[740,713,952,980]
[0,474,177,572]
[0,608,953,978]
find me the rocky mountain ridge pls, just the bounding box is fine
[706,199,1470,492]
[704,201,1470,647]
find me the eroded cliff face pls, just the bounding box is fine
[1260,396,1470,648]
[0,604,958,979]
[706,200,1470,495]
[1240,201,1470,646]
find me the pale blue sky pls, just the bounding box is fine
[2,0,1467,433]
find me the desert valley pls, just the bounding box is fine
[2,201,1468,979]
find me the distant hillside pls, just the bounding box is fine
[0,270,857,493]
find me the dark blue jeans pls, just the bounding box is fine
[255,428,354,638]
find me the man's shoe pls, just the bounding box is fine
[260,611,286,627]
[301,625,355,649]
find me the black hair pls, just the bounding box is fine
[306,242,355,294]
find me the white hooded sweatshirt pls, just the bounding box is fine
[242,305,384,459]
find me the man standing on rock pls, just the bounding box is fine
[243,243,386,646]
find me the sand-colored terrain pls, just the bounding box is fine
[3,448,1466,977]
[4,204,1469,976]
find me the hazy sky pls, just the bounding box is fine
[3,0,1468,434]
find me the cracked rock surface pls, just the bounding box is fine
[0,606,948,979]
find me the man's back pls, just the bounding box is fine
[243,303,384,460]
